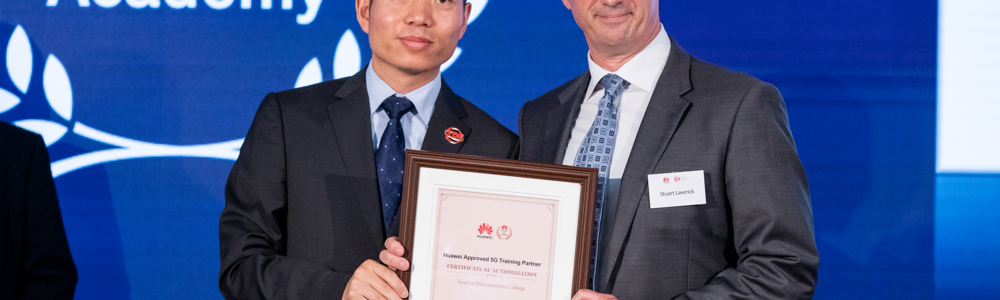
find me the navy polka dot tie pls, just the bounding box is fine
[574,74,629,290]
[376,95,414,236]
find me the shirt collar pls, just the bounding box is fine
[366,63,441,125]
[584,24,671,102]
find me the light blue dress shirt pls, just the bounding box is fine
[366,64,441,151]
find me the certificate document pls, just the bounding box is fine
[431,189,558,299]
[398,150,598,300]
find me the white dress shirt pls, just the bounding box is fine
[561,25,671,283]
[366,63,440,151]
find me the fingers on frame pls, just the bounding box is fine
[571,289,599,300]
[385,237,405,255]
[374,264,407,292]
[346,278,385,300]
[362,259,406,299]
[379,249,398,269]
[365,273,402,300]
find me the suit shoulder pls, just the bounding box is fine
[0,121,46,174]
[522,73,587,115]
[689,57,769,91]
[686,57,778,106]
[535,74,585,101]
[0,121,44,153]
[457,98,516,141]
[267,77,350,108]
[691,57,765,85]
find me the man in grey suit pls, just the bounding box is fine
[381,0,817,298]
[218,0,517,299]
[517,0,819,298]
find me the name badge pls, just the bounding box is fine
[647,170,707,208]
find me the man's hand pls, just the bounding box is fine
[380,237,409,271]
[572,289,618,300]
[342,260,408,300]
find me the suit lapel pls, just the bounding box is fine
[601,37,694,291]
[326,69,386,244]
[420,80,470,154]
[543,73,589,164]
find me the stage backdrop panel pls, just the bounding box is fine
[936,0,1000,299]
[3,0,991,298]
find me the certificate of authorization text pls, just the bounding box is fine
[429,189,559,300]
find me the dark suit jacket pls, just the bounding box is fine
[0,121,77,299]
[219,69,518,299]
[518,39,819,299]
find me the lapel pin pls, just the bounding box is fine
[444,127,464,144]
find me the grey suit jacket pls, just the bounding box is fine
[518,39,818,299]
[219,68,518,299]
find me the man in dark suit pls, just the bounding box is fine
[518,0,819,299]
[217,0,517,299]
[0,121,78,299]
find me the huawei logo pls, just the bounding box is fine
[478,223,493,235]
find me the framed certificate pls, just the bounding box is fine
[397,150,598,300]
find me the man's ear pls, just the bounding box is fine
[356,0,371,34]
[465,1,472,22]
[459,1,471,37]
[562,0,571,10]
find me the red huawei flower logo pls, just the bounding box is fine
[478,223,493,235]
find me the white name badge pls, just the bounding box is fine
[647,170,707,208]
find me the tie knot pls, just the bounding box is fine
[600,73,630,95]
[380,95,415,119]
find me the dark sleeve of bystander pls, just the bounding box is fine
[0,121,78,300]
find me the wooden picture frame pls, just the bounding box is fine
[396,150,598,300]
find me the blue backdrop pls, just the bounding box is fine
[1,0,996,299]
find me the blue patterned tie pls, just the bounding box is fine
[376,95,414,236]
[574,74,630,290]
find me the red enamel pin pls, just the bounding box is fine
[444,127,464,144]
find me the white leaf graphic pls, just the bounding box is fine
[14,119,67,146]
[333,29,362,79]
[7,25,33,94]
[0,88,19,114]
[468,0,488,24]
[294,57,323,88]
[43,54,73,121]
[441,47,462,72]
